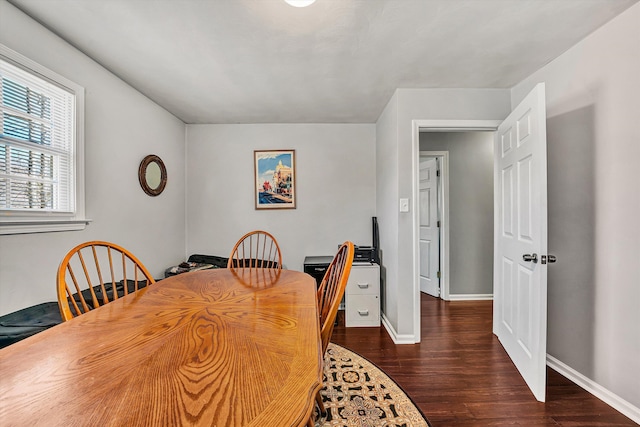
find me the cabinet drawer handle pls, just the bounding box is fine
[357,309,369,316]
[314,267,325,272]
[357,283,369,289]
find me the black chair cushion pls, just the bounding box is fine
[70,279,150,312]
[0,302,62,349]
[229,258,280,268]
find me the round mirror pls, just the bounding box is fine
[145,161,162,189]
[138,155,167,196]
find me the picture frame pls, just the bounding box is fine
[254,149,296,209]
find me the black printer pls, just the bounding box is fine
[353,245,379,264]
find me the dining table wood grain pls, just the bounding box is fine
[0,268,322,427]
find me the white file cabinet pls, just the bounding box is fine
[345,263,380,327]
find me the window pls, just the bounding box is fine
[0,44,86,234]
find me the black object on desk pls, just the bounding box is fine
[164,254,228,278]
[303,255,333,287]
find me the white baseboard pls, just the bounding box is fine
[381,312,418,344]
[447,293,493,301]
[547,354,640,424]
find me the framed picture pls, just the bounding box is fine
[254,150,296,209]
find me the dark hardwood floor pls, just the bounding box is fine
[331,293,637,426]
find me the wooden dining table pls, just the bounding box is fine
[0,268,322,426]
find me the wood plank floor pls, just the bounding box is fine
[331,294,637,426]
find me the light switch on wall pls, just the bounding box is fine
[399,198,410,213]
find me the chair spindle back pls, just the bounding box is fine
[56,241,155,321]
[317,241,355,353]
[227,230,282,270]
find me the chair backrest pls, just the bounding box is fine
[227,230,282,269]
[56,241,156,321]
[317,241,354,353]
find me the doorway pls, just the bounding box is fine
[411,120,499,335]
[418,130,496,301]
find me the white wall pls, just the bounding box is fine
[419,131,494,296]
[512,3,640,410]
[378,88,510,340]
[0,1,186,316]
[185,124,376,271]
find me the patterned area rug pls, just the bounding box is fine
[315,343,431,427]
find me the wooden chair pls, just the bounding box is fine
[56,241,156,321]
[227,230,282,270]
[317,241,354,354]
[309,241,355,426]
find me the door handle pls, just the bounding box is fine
[541,255,557,264]
[523,253,538,263]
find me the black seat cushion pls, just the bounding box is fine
[0,302,62,349]
[70,279,150,312]
[229,258,279,268]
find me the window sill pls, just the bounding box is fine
[0,219,91,235]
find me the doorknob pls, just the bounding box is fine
[541,255,557,264]
[523,253,538,263]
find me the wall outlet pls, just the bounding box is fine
[399,198,410,213]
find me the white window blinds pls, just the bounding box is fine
[0,55,75,213]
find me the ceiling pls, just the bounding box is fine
[8,0,637,124]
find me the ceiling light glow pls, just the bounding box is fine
[284,0,316,7]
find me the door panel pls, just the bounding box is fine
[518,155,533,240]
[494,83,548,402]
[517,265,533,356]
[502,257,514,332]
[502,166,513,236]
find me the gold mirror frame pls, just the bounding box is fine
[138,154,167,196]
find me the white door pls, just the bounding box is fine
[419,157,440,297]
[493,83,548,402]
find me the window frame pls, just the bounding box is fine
[0,44,87,235]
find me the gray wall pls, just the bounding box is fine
[512,3,640,409]
[419,131,494,296]
[185,124,376,272]
[0,2,187,315]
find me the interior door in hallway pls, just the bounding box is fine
[419,157,440,297]
[494,83,548,402]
